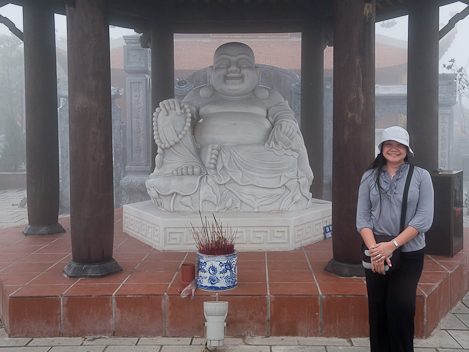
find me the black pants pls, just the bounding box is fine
[365,249,424,352]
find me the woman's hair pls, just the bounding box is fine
[366,144,410,196]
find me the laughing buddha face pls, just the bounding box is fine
[210,42,259,97]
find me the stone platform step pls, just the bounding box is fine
[0,209,468,339]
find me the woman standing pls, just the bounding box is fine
[356,126,434,352]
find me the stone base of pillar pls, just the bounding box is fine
[23,223,66,236]
[63,259,123,278]
[324,258,365,278]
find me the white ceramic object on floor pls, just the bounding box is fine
[204,301,229,346]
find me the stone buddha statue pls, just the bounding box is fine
[146,42,314,212]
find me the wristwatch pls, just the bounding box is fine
[392,239,399,249]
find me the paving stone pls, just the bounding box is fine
[82,337,139,346]
[451,302,469,314]
[0,348,50,352]
[28,337,85,346]
[448,330,469,349]
[414,349,438,352]
[272,346,326,352]
[49,347,106,352]
[245,336,298,346]
[414,330,462,349]
[462,292,469,303]
[455,313,469,328]
[438,350,469,352]
[0,338,32,347]
[199,347,270,352]
[161,347,211,352]
[139,337,192,345]
[192,337,244,345]
[106,347,162,352]
[350,338,370,347]
[326,347,370,352]
[297,337,350,346]
[439,313,469,330]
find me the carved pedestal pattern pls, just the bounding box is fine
[123,200,332,252]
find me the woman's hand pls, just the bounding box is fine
[369,242,395,261]
[371,258,386,274]
[369,242,395,274]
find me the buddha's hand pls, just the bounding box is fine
[159,99,183,116]
[266,120,298,150]
[277,120,297,139]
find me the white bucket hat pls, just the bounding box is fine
[378,126,414,158]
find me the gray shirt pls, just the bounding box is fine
[356,163,434,252]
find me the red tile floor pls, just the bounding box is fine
[1,208,468,338]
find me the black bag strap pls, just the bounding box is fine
[400,164,414,233]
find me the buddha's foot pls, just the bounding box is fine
[172,165,202,176]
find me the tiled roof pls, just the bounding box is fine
[174,39,303,71]
[111,46,124,70]
[375,43,407,68]
[110,38,408,71]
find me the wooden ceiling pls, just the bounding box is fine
[4,0,467,33]
[375,0,468,21]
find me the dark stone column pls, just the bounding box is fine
[151,20,175,170]
[22,0,65,236]
[301,19,324,199]
[324,0,375,277]
[63,0,122,278]
[407,0,439,172]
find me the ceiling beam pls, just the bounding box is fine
[376,0,461,22]
[110,2,323,23]
[439,5,469,39]
[172,20,304,33]
[108,0,327,34]
[0,13,22,39]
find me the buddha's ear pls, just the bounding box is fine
[207,66,213,84]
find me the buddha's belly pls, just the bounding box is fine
[194,113,272,146]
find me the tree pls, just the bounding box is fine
[0,34,25,171]
[0,114,25,171]
[443,58,469,99]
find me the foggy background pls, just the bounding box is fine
[0,1,467,205]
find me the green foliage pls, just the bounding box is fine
[443,58,469,99]
[0,115,25,171]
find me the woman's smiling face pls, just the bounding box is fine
[382,140,408,165]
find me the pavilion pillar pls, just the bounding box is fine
[407,0,439,172]
[325,0,375,277]
[63,0,122,278]
[301,19,324,199]
[150,20,175,170]
[22,0,65,236]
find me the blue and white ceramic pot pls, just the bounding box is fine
[196,251,238,291]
